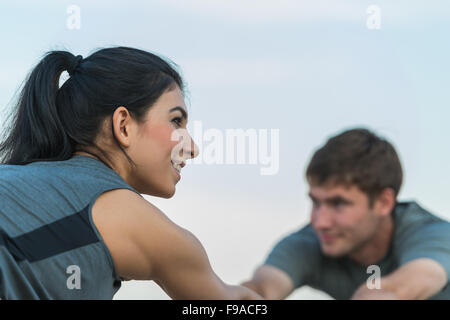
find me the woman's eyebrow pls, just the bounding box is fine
[169,106,188,120]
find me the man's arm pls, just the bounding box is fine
[351,258,447,300]
[92,189,261,300]
[241,265,295,299]
[242,226,319,299]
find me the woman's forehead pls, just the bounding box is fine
[151,88,186,112]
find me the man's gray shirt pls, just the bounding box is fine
[265,201,450,299]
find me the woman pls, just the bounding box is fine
[0,46,260,299]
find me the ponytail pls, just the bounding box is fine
[0,51,80,164]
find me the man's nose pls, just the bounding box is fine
[311,205,333,229]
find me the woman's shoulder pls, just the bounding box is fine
[91,188,192,280]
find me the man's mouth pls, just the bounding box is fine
[319,233,340,243]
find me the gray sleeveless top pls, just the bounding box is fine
[0,155,142,299]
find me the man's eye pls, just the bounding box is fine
[333,201,345,209]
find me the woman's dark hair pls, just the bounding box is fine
[306,128,403,207]
[0,46,183,168]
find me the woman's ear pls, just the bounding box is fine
[112,106,135,148]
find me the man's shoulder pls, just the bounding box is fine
[268,224,321,255]
[284,224,320,244]
[394,200,450,246]
[264,224,323,289]
[394,201,448,230]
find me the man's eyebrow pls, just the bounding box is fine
[325,196,353,204]
[307,193,353,204]
[308,193,318,201]
[169,106,188,120]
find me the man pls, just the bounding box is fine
[242,128,450,299]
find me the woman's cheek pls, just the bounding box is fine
[144,123,175,148]
[140,123,183,165]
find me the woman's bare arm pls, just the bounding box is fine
[92,188,261,299]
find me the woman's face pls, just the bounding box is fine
[124,86,199,197]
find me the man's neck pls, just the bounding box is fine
[347,214,395,266]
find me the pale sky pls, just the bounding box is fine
[0,0,449,299]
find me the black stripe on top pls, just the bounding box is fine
[0,205,99,262]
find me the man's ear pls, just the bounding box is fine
[373,188,396,218]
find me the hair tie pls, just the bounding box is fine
[67,55,83,76]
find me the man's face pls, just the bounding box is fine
[309,183,381,258]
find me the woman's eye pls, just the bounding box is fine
[172,117,183,127]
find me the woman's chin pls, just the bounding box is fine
[139,182,176,198]
[158,186,176,199]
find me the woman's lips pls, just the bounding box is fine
[171,161,181,181]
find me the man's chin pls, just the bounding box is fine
[320,244,348,258]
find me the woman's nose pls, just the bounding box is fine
[179,134,199,160]
[186,138,199,159]
[190,139,199,159]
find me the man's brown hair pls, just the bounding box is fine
[306,128,403,206]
